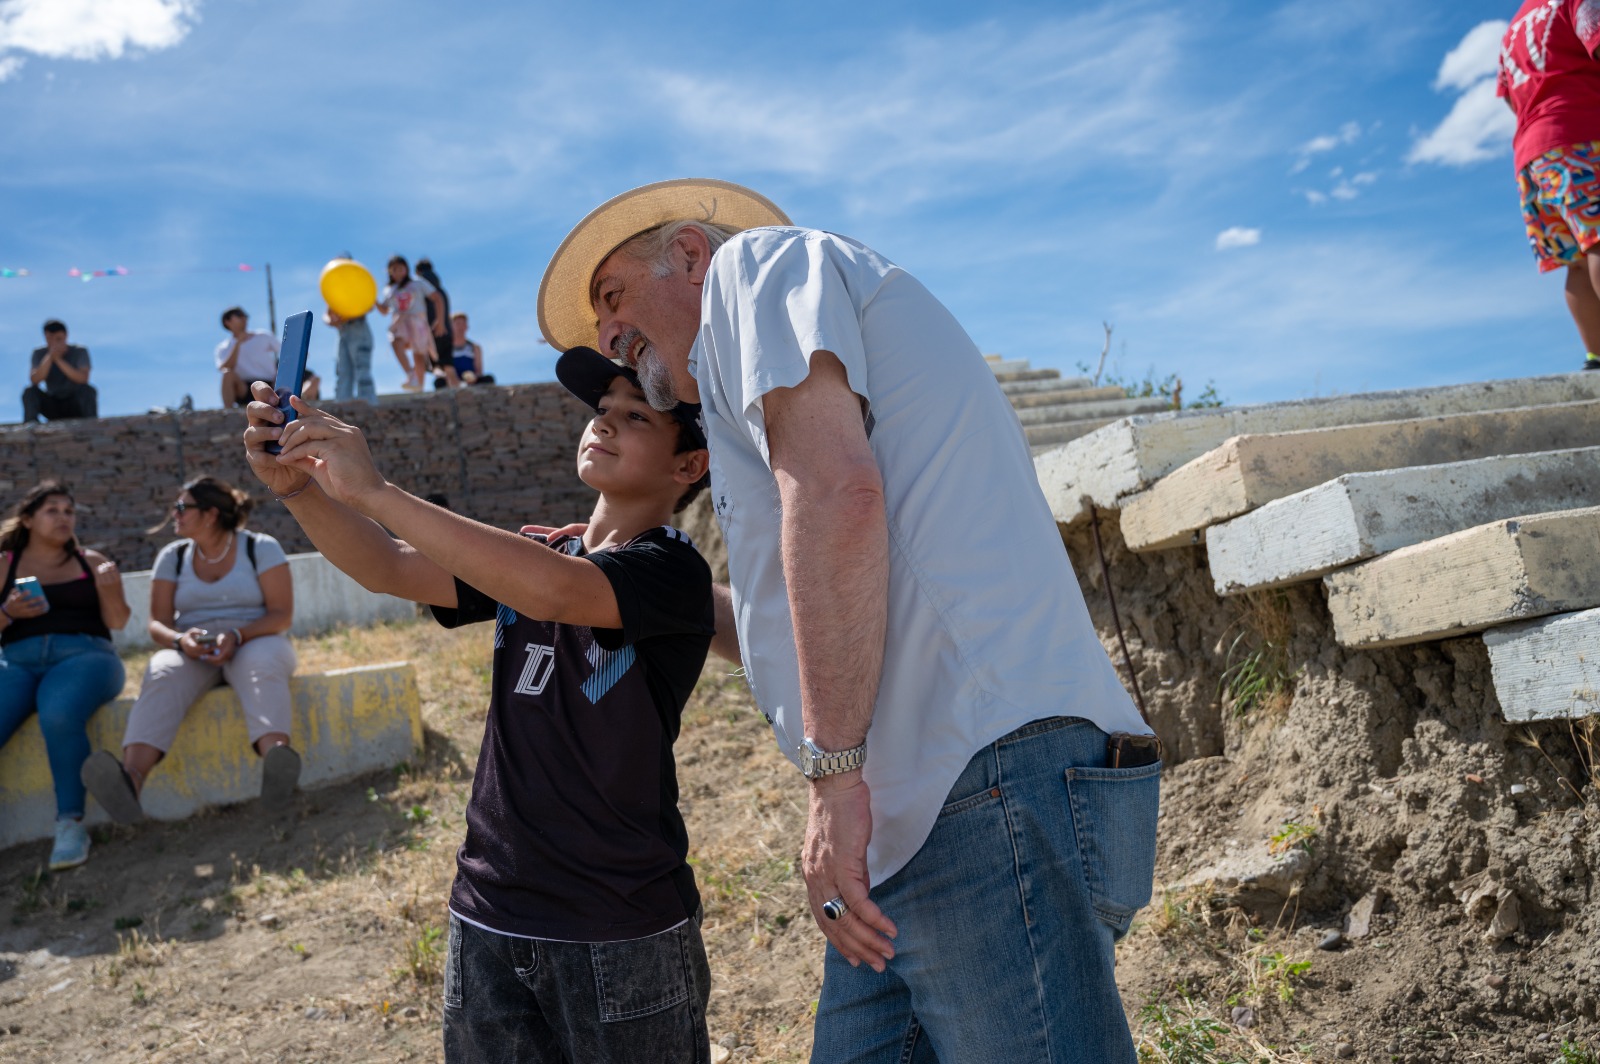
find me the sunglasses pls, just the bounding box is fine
[171,502,199,514]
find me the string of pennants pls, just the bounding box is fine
[0,264,262,283]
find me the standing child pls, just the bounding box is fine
[1498,0,1600,370]
[241,346,715,1064]
[374,256,446,391]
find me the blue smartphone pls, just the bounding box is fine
[265,311,313,456]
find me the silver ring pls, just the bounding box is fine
[822,896,848,921]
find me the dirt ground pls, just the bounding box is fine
[2,509,1599,1063]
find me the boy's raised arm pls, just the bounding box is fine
[245,386,624,629]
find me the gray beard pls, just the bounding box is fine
[636,349,679,412]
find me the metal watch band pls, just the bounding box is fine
[799,737,867,779]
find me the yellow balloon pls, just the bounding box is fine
[319,258,377,319]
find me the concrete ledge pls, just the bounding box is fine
[115,551,419,651]
[0,662,422,851]
[1009,385,1127,409]
[1485,609,1600,722]
[1034,372,1600,526]
[1120,400,1600,551]
[994,368,1061,384]
[986,358,1031,376]
[1015,395,1173,426]
[1323,508,1600,648]
[1026,417,1118,449]
[1002,375,1094,396]
[1207,446,1600,595]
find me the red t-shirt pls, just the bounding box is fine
[1498,0,1600,169]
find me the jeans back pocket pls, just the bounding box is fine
[590,927,691,1023]
[1063,762,1161,937]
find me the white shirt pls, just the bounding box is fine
[214,331,280,384]
[692,227,1148,884]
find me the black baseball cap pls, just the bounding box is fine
[556,346,705,449]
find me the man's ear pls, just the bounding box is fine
[675,227,714,285]
[675,448,710,485]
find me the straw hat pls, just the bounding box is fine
[537,178,791,353]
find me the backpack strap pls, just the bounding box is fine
[175,541,189,573]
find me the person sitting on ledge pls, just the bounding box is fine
[82,476,299,822]
[23,320,98,423]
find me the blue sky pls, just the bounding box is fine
[0,0,1564,420]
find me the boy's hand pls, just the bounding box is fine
[520,522,587,543]
[243,382,313,498]
[269,395,388,512]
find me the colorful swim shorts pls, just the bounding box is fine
[1518,140,1600,272]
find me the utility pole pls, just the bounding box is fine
[265,263,277,334]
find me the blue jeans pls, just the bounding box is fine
[442,912,711,1064]
[0,634,125,818]
[811,716,1161,1064]
[336,318,376,401]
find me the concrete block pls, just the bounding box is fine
[1008,385,1127,410]
[115,551,419,651]
[1120,399,1600,551]
[1485,608,1600,721]
[986,358,1031,376]
[1025,417,1118,449]
[0,662,422,851]
[1001,375,1094,396]
[994,368,1060,385]
[1016,395,1174,427]
[1207,446,1600,594]
[1034,372,1600,526]
[1323,507,1600,648]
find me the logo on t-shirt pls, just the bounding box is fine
[513,643,556,696]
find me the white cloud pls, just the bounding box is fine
[1330,182,1359,201]
[1351,172,1377,186]
[1215,227,1261,250]
[1409,21,1515,166]
[1408,78,1516,165]
[0,0,199,75]
[1435,20,1508,91]
[1305,190,1328,205]
[1290,120,1363,172]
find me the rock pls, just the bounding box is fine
[1334,1043,1356,1059]
[303,1007,328,1021]
[1346,889,1385,939]
[718,1034,739,1050]
[1170,844,1314,905]
[1487,893,1521,943]
[1318,930,1345,951]
[1230,1006,1257,1029]
[710,1047,731,1064]
[1487,973,1507,989]
[257,913,280,928]
[401,1005,420,1019]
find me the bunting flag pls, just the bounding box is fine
[0,263,260,281]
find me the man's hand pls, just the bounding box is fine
[802,772,896,971]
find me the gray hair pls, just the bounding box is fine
[615,219,742,278]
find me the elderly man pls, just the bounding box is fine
[539,180,1161,1064]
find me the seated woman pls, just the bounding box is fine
[0,480,130,869]
[82,476,297,823]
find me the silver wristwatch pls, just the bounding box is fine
[798,736,866,780]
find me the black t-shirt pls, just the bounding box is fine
[431,526,713,941]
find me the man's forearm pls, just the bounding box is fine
[780,479,888,751]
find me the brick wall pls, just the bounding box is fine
[0,385,599,570]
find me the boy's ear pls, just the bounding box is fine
[675,448,710,485]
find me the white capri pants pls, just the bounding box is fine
[122,635,298,752]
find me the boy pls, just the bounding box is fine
[241,348,714,1064]
[1497,0,1600,370]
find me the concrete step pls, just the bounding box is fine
[1118,398,1600,552]
[987,359,1031,376]
[1034,372,1600,527]
[1323,506,1600,648]
[1484,608,1600,721]
[1023,417,1118,448]
[1008,385,1129,410]
[0,662,422,849]
[994,368,1062,385]
[1206,446,1600,595]
[1017,395,1173,427]
[984,353,1003,363]
[1001,375,1093,396]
